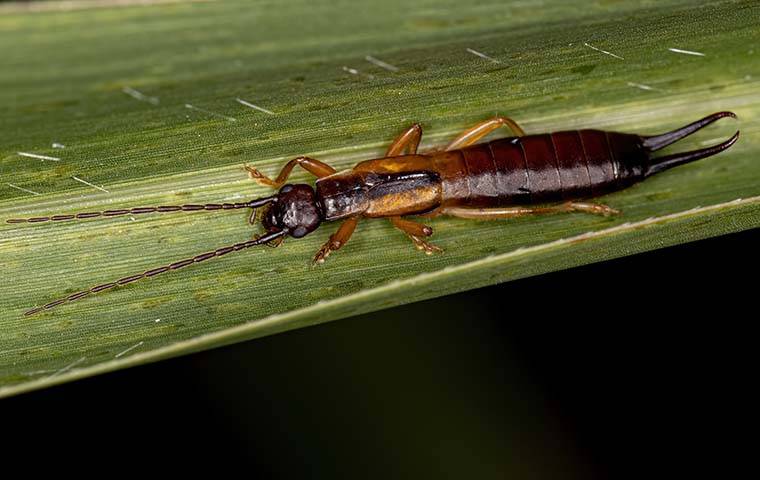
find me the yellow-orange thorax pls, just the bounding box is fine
[314,155,443,221]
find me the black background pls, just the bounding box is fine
[2,228,756,477]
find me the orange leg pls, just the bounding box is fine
[313,216,359,264]
[386,123,422,156]
[441,202,620,220]
[246,156,336,189]
[390,216,443,255]
[246,156,336,225]
[445,116,526,151]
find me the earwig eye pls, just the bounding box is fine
[292,226,308,238]
[280,184,293,193]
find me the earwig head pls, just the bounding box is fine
[261,183,322,238]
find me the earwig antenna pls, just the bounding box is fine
[642,111,737,152]
[6,195,277,224]
[23,229,288,316]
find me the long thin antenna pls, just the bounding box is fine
[6,196,277,224]
[23,229,287,316]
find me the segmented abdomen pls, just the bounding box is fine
[440,130,647,206]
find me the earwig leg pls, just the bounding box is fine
[442,202,620,220]
[564,202,621,216]
[390,216,433,237]
[417,207,445,218]
[248,206,260,225]
[386,124,422,156]
[444,116,526,151]
[245,156,337,189]
[313,217,359,264]
[390,216,443,255]
[406,234,443,255]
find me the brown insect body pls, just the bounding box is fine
[9,112,739,316]
[315,130,648,221]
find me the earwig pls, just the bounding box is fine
[8,111,739,316]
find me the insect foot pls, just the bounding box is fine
[408,234,444,255]
[312,242,337,265]
[245,164,278,188]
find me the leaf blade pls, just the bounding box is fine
[1,0,759,396]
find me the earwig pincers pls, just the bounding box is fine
[8,111,739,315]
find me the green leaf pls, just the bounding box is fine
[1,0,758,397]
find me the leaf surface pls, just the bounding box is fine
[1,0,758,396]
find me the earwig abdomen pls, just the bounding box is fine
[578,130,647,193]
[447,130,649,206]
[551,130,592,199]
